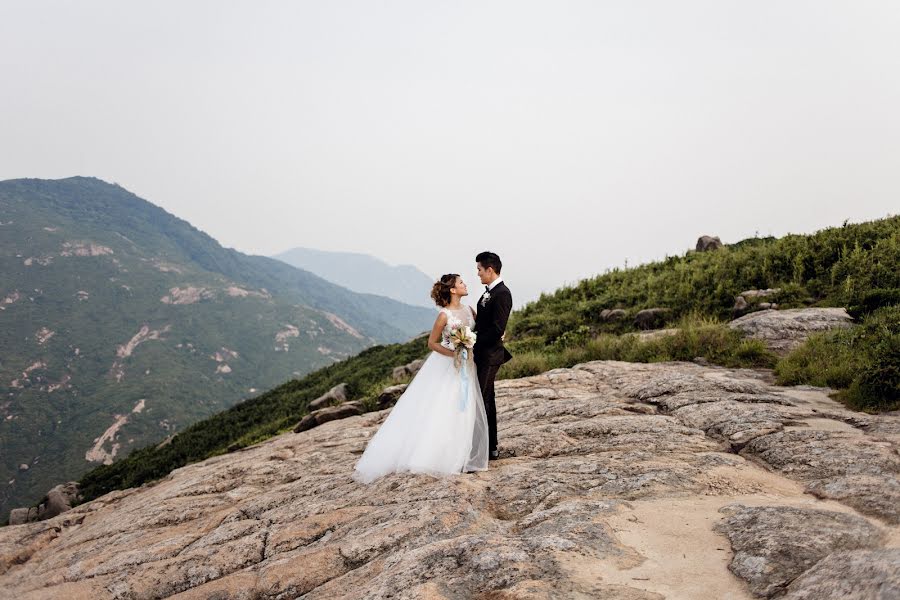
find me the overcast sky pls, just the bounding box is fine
[2,1,898,307]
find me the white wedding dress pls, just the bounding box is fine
[352,306,490,483]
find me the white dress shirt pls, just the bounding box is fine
[487,277,504,291]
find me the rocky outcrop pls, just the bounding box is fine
[292,382,412,435]
[294,384,410,434]
[0,361,897,599]
[741,288,781,300]
[697,235,724,251]
[733,288,782,316]
[729,307,854,353]
[806,476,900,525]
[783,549,900,599]
[293,402,364,433]
[7,483,80,526]
[715,504,886,597]
[43,483,79,520]
[392,359,425,382]
[307,383,350,411]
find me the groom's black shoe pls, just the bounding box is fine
[488,449,500,461]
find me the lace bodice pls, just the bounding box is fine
[439,306,475,350]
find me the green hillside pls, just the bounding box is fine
[501,216,899,407]
[510,215,899,343]
[68,214,899,512]
[0,177,434,516]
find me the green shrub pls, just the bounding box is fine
[549,325,593,351]
[498,352,551,379]
[844,339,900,411]
[500,322,777,379]
[775,330,862,389]
[848,288,900,319]
[776,305,900,411]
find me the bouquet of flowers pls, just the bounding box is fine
[447,324,477,369]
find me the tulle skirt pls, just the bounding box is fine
[352,350,489,483]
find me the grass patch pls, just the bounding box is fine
[500,320,777,380]
[776,305,900,412]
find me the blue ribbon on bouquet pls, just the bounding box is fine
[459,348,469,412]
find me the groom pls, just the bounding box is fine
[474,251,513,461]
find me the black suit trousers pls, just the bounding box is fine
[476,362,501,452]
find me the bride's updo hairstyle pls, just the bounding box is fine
[431,274,459,308]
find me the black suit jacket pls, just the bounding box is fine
[474,281,514,366]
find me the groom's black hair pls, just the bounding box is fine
[476,251,502,274]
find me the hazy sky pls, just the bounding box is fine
[2,2,898,307]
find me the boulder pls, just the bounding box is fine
[633,308,671,330]
[294,401,364,433]
[728,308,854,353]
[735,289,782,316]
[377,384,409,409]
[599,308,626,322]
[43,482,79,520]
[392,359,426,382]
[292,414,317,434]
[313,402,363,426]
[7,508,28,526]
[696,235,723,251]
[6,482,80,525]
[408,359,425,375]
[307,383,350,411]
[740,288,781,299]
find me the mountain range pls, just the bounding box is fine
[62,212,899,514]
[0,176,435,515]
[272,247,435,308]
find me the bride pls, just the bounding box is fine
[352,274,490,483]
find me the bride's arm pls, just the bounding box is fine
[427,312,456,357]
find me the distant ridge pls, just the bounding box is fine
[273,247,435,309]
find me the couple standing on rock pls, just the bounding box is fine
[352,251,513,483]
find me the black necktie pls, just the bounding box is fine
[485,286,490,293]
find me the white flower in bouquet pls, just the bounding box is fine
[448,325,476,368]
